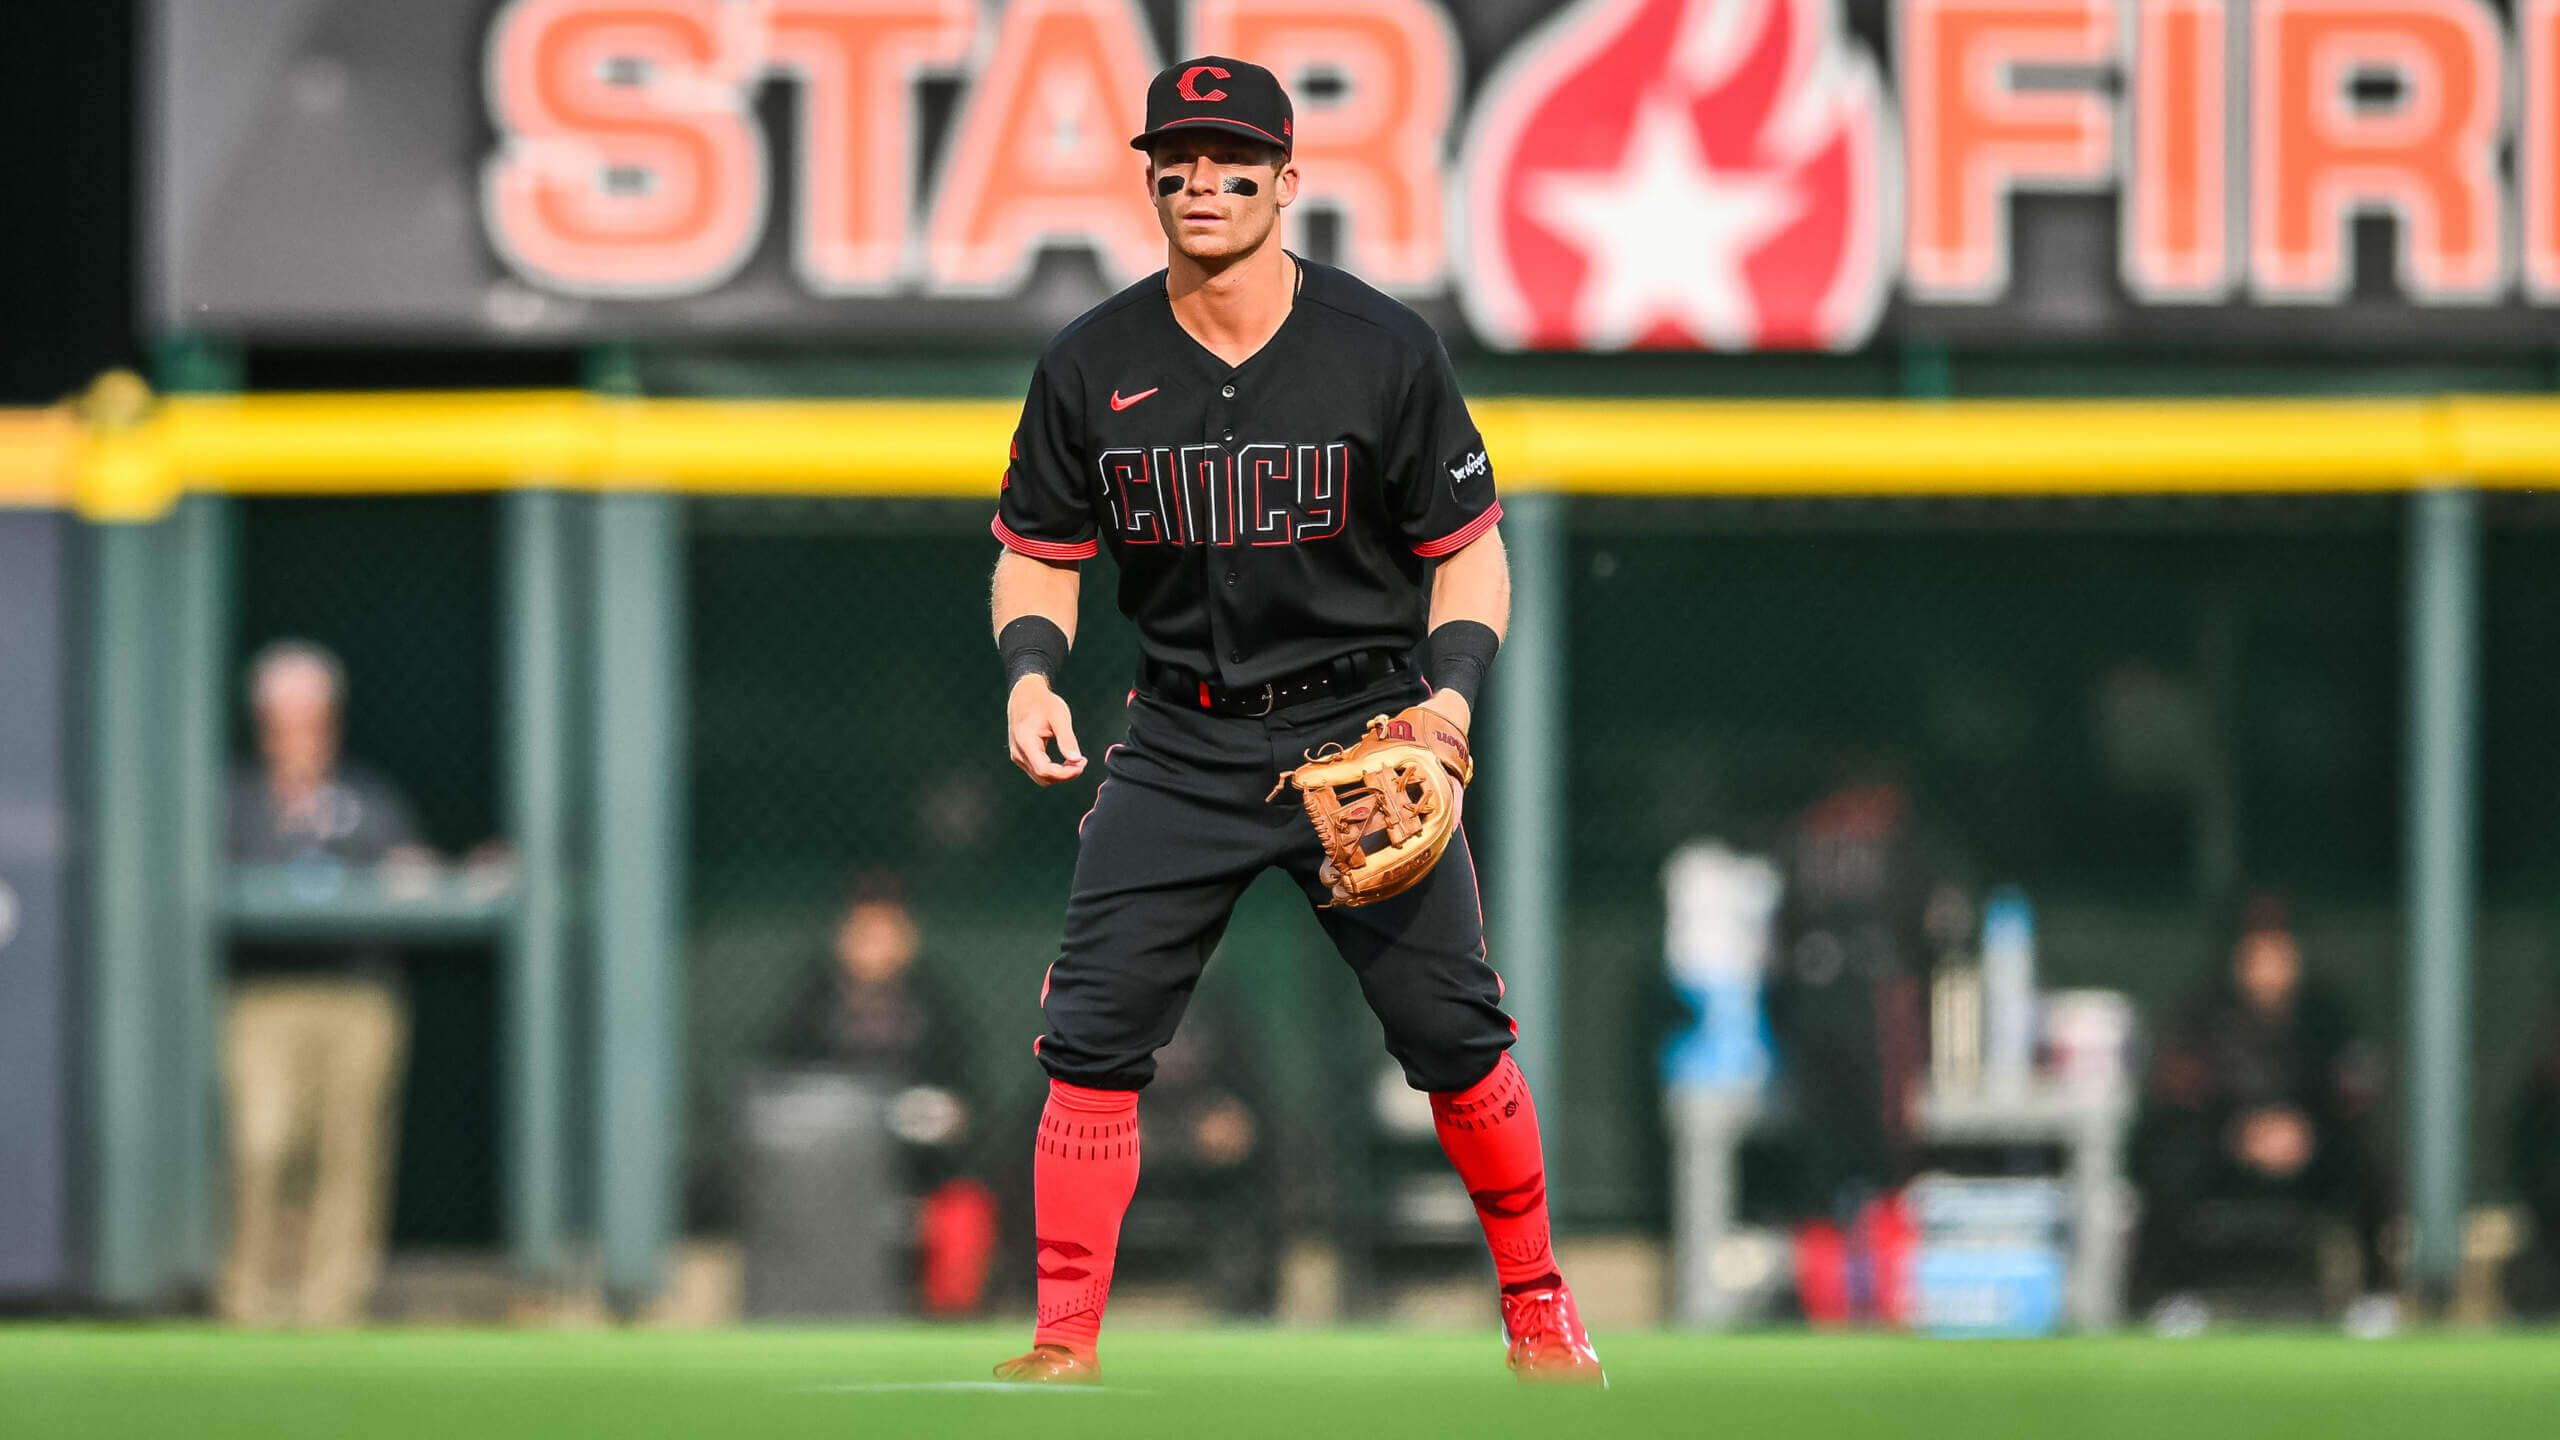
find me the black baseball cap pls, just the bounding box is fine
[1130,56,1292,156]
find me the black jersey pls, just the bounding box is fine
[992,255,1501,688]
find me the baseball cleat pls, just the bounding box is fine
[992,1343,1101,1384]
[1501,1284,1607,1386]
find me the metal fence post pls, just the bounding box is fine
[590,491,685,1307]
[88,517,172,1304]
[1493,491,1565,1102]
[168,494,232,1289]
[2404,485,2479,1303]
[157,337,244,1297]
[503,491,572,1284]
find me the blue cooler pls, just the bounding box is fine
[1909,1177,2069,1337]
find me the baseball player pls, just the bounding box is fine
[986,57,1600,1385]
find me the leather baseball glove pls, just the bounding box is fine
[1268,704,1473,907]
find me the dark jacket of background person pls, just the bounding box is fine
[227,762,424,985]
[2132,895,2390,1301]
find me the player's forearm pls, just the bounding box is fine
[1426,527,1509,639]
[1420,528,1508,728]
[990,548,1082,644]
[994,549,1089,784]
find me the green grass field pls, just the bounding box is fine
[5,1326,2558,1439]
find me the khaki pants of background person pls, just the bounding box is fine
[221,977,409,1327]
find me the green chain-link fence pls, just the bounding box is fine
[221,487,2560,1315]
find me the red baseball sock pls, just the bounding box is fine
[1430,1054,1562,1293]
[1030,1080,1141,1357]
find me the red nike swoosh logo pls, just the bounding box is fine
[1110,387,1159,411]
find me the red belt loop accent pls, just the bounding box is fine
[1199,681,1212,709]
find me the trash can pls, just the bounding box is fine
[740,1068,905,1318]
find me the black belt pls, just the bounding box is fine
[1142,648,1414,717]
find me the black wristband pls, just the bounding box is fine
[999,615,1070,691]
[1425,620,1500,711]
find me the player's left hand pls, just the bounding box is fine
[1417,686,1471,736]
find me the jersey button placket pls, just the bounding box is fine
[1210,371,1263,678]
[1202,372,1245,680]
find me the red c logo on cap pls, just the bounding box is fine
[1177,65,1230,103]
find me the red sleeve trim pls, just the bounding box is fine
[1412,499,1504,558]
[992,515,1098,562]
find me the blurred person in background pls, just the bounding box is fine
[2133,890,2392,1332]
[1125,995,1277,1317]
[2507,1009,2560,1316]
[222,640,432,1326]
[1765,760,1956,1326]
[777,871,998,1316]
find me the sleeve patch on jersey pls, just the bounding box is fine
[1413,499,1503,558]
[1443,444,1492,497]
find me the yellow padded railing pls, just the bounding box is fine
[0,407,80,509]
[5,384,2558,520]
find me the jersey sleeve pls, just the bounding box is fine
[1387,336,1503,558]
[992,358,1099,562]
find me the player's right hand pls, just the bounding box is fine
[1006,675,1088,786]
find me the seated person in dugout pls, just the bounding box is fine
[776,871,999,1316]
[1116,989,1279,1318]
[2133,890,2392,1323]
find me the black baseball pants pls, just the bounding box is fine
[1035,669,1515,1095]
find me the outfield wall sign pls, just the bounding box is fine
[152,0,2560,348]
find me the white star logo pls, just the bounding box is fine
[1526,98,1802,350]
